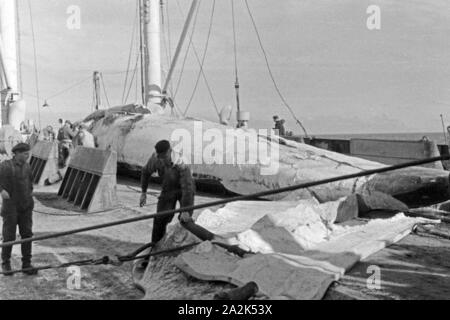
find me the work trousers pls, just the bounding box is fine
[151,192,194,244]
[1,202,33,265]
[58,141,72,168]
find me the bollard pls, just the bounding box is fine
[57,147,118,213]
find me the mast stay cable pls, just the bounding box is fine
[27,0,42,129]
[16,0,23,93]
[243,0,310,138]
[183,0,217,116]
[231,0,240,115]
[45,76,91,101]
[172,0,219,117]
[100,73,111,108]
[123,54,140,104]
[121,0,139,104]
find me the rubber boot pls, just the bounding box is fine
[2,262,13,277]
[22,262,38,276]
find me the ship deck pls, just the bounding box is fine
[0,177,449,300]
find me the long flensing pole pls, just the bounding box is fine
[1,155,448,249]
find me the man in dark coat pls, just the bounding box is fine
[140,140,195,245]
[0,143,37,276]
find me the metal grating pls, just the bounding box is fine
[57,167,101,211]
[30,156,48,184]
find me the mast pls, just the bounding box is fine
[139,0,145,105]
[0,0,20,127]
[142,0,162,106]
[93,71,102,110]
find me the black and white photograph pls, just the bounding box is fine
[0,0,449,304]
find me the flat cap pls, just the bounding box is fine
[12,142,31,154]
[155,140,171,155]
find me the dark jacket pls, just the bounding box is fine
[275,121,286,136]
[0,158,34,214]
[57,125,77,142]
[141,153,195,210]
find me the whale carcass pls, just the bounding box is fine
[83,105,450,207]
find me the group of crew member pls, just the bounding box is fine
[55,119,96,167]
[1,138,195,276]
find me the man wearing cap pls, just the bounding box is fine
[140,140,195,245]
[0,143,37,276]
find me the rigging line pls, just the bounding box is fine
[165,0,174,95]
[102,69,138,75]
[121,0,139,104]
[231,0,238,82]
[100,73,111,108]
[136,7,141,105]
[173,0,218,116]
[138,0,145,105]
[22,91,38,99]
[16,0,23,93]
[190,45,219,115]
[124,53,140,104]
[160,5,171,84]
[135,53,139,102]
[161,69,182,116]
[183,0,217,116]
[243,0,310,138]
[45,76,91,100]
[166,0,173,73]
[230,0,240,116]
[27,0,41,129]
[172,0,201,98]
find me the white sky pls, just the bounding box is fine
[16,0,450,134]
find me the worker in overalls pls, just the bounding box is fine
[0,143,37,276]
[140,140,195,246]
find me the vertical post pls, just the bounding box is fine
[143,0,162,105]
[93,71,102,110]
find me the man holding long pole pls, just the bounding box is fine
[140,140,195,246]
